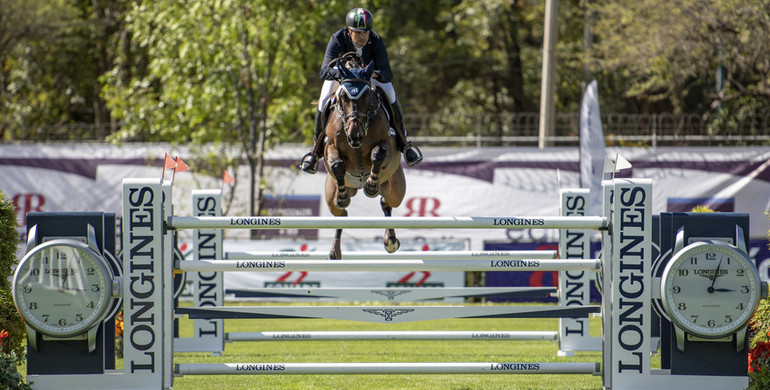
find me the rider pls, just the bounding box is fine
[299,7,423,174]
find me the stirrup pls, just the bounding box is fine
[299,152,319,174]
[404,143,423,167]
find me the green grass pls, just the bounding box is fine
[170,302,606,390]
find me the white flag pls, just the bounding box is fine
[615,154,632,171]
[579,80,606,216]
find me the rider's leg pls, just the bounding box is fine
[372,80,423,167]
[300,80,337,174]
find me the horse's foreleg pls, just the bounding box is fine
[364,145,387,198]
[380,197,400,253]
[330,161,350,208]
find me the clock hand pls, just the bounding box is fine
[707,286,735,293]
[707,257,724,293]
[61,271,69,289]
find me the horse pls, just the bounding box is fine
[321,54,406,259]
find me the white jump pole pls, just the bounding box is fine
[176,259,601,273]
[168,215,608,230]
[225,249,557,260]
[225,330,558,342]
[175,362,601,376]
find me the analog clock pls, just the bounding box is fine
[659,228,765,352]
[12,226,120,352]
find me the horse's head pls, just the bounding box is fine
[334,61,378,149]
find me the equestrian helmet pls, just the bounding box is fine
[346,8,373,32]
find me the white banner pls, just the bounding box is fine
[2,143,769,253]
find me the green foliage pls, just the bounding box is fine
[0,352,30,390]
[0,191,25,360]
[0,290,26,360]
[0,0,102,140]
[0,190,18,291]
[747,218,770,388]
[4,0,770,142]
[103,0,346,145]
[589,0,770,115]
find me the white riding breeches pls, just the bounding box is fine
[317,79,397,112]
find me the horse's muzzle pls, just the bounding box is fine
[348,133,363,148]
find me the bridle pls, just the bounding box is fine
[334,78,380,137]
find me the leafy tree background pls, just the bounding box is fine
[2,0,770,211]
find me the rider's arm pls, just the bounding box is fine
[320,31,346,80]
[371,35,393,83]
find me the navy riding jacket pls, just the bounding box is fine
[319,28,393,83]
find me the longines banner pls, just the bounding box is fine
[2,143,770,289]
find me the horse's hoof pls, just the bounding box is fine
[336,195,350,208]
[384,236,400,253]
[328,250,341,260]
[364,181,379,198]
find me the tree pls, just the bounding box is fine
[104,0,346,216]
[0,0,79,140]
[588,0,770,120]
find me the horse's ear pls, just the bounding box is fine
[339,64,353,81]
[364,61,375,79]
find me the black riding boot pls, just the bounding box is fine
[299,110,325,174]
[392,100,423,167]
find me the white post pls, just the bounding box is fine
[558,189,601,355]
[175,190,224,355]
[601,179,614,388]
[608,179,652,388]
[121,178,167,389]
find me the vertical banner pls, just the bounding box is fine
[122,178,165,388]
[191,190,224,354]
[558,189,601,355]
[609,179,652,388]
[579,79,607,217]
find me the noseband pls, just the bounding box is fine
[335,79,380,137]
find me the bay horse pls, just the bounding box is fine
[321,54,406,259]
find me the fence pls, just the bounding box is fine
[4,112,769,146]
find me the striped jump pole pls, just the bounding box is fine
[176,258,601,273]
[168,215,608,230]
[225,330,558,342]
[175,362,602,376]
[225,250,557,260]
[177,305,601,323]
[225,286,556,301]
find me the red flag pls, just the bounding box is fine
[163,153,177,170]
[222,170,235,184]
[161,153,177,180]
[174,157,190,172]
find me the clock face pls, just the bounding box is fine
[661,240,760,338]
[12,240,113,337]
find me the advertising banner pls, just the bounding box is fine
[2,143,769,287]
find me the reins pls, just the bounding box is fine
[334,80,380,137]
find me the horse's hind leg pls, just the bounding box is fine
[365,145,386,198]
[380,197,400,253]
[329,215,345,260]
